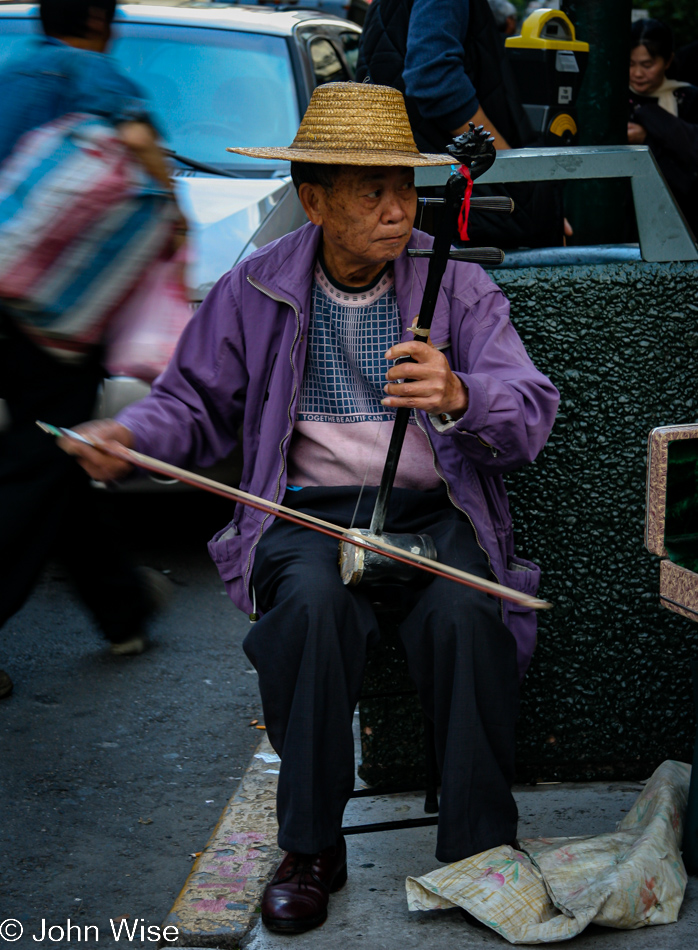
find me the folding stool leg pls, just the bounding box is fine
[423,713,440,814]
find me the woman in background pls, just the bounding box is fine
[628,18,698,233]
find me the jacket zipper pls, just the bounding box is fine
[259,352,278,433]
[414,411,503,613]
[477,434,499,457]
[242,275,302,597]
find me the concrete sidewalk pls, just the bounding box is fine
[244,786,698,950]
[166,728,698,950]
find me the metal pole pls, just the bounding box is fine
[562,0,633,244]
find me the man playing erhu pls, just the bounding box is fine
[63,82,559,934]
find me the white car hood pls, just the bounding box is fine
[174,175,297,302]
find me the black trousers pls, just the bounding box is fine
[0,317,151,641]
[245,485,519,864]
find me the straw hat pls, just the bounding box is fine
[227,82,453,167]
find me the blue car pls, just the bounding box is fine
[0,2,362,475]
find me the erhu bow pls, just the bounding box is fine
[36,421,549,611]
[338,124,513,589]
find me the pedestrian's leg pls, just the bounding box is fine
[0,330,99,628]
[0,325,152,645]
[398,520,520,864]
[61,483,155,647]
[0,436,71,627]
[244,514,378,854]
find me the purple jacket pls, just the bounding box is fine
[118,222,559,676]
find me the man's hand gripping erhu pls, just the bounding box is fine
[338,124,514,589]
[35,417,548,611]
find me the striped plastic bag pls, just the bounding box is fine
[103,248,192,382]
[0,113,177,361]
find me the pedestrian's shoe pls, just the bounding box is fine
[107,568,173,656]
[0,669,13,699]
[110,635,150,656]
[261,836,347,933]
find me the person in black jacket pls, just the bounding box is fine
[356,0,565,248]
[629,18,698,234]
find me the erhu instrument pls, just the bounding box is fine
[338,124,513,589]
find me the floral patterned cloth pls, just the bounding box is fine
[406,759,690,944]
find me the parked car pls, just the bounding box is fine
[0,2,362,477]
[213,0,370,27]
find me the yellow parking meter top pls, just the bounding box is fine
[506,8,589,52]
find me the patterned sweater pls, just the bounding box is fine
[287,259,441,490]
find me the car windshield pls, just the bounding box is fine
[111,23,298,173]
[0,19,298,175]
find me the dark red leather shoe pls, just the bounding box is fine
[261,836,347,933]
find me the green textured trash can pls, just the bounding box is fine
[360,255,698,787]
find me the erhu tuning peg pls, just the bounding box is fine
[408,247,505,265]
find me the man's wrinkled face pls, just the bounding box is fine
[305,166,418,275]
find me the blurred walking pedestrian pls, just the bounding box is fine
[628,18,698,234]
[0,0,180,699]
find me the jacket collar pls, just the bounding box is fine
[244,222,321,316]
[244,222,451,346]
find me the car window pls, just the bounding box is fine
[110,24,299,171]
[340,31,360,75]
[0,19,299,173]
[309,37,348,85]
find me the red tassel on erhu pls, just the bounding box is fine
[456,165,474,241]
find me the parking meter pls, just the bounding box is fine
[505,8,589,145]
